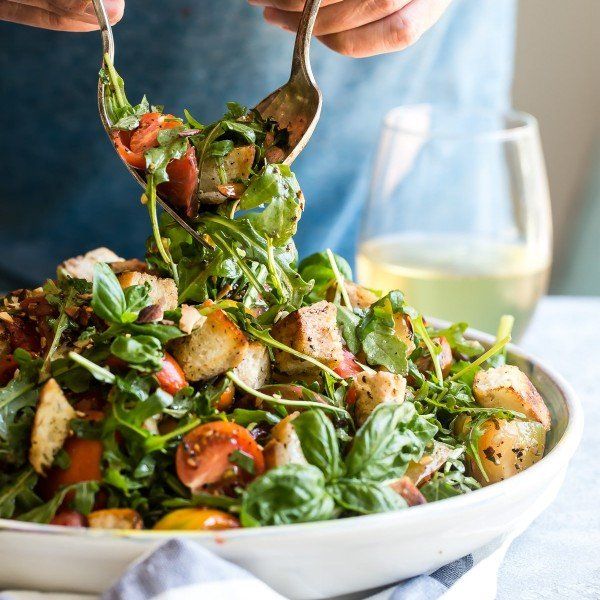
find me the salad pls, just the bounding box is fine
[0,60,551,531]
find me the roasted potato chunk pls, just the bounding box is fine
[352,371,406,426]
[263,412,308,470]
[59,247,123,282]
[271,301,344,375]
[326,280,378,309]
[232,342,271,390]
[473,365,551,431]
[171,309,249,381]
[405,440,453,486]
[468,418,546,485]
[393,314,416,357]
[29,378,76,475]
[118,271,178,312]
[198,146,256,205]
[87,508,143,530]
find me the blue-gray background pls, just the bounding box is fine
[0,0,515,290]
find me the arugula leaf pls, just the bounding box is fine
[241,463,336,527]
[357,292,408,375]
[336,306,361,355]
[240,164,302,246]
[345,403,437,481]
[292,410,342,480]
[327,479,406,515]
[432,322,484,358]
[145,127,188,186]
[0,469,38,519]
[110,335,164,372]
[298,251,352,303]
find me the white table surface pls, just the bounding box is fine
[497,296,600,599]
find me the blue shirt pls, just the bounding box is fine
[0,0,516,289]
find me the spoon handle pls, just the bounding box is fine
[290,0,323,84]
[91,0,114,61]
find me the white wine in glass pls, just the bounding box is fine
[357,106,552,340]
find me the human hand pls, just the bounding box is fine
[0,0,123,31]
[250,0,452,58]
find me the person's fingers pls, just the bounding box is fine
[318,0,451,57]
[264,0,412,36]
[248,0,341,10]
[0,0,124,30]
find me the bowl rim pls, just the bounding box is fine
[0,324,584,542]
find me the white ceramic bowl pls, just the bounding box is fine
[0,327,583,599]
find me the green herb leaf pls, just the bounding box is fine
[91,263,127,323]
[241,464,336,526]
[328,479,406,514]
[110,335,164,372]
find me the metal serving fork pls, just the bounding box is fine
[91,0,322,243]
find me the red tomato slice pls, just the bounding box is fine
[111,130,146,169]
[176,422,264,492]
[130,113,180,154]
[334,350,364,379]
[159,146,199,216]
[155,353,188,395]
[50,510,87,528]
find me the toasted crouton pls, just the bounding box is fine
[118,272,178,312]
[59,248,124,282]
[326,280,378,309]
[468,418,546,485]
[352,371,407,426]
[171,309,249,381]
[473,365,551,430]
[271,301,344,375]
[233,342,271,390]
[29,378,76,475]
[393,314,416,357]
[87,508,143,530]
[405,440,453,486]
[198,146,256,205]
[263,413,308,470]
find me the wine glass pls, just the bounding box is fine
[357,105,552,340]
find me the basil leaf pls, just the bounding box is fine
[208,139,235,157]
[345,403,437,481]
[292,410,342,480]
[110,335,164,372]
[92,263,127,323]
[241,464,336,526]
[328,479,406,514]
[230,409,281,427]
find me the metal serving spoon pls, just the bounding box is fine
[91,0,322,244]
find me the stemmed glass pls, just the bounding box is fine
[357,105,552,340]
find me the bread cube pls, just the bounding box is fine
[232,342,271,390]
[326,280,378,309]
[198,146,256,205]
[393,314,416,357]
[87,508,143,530]
[271,301,344,375]
[352,371,406,426]
[118,271,178,312]
[29,378,76,475]
[171,309,249,381]
[263,412,308,470]
[473,365,551,430]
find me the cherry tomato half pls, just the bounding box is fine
[0,354,18,386]
[159,146,199,216]
[334,349,364,379]
[155,353,188,395]
[176,421,264,492]
[153,508,239,531]
[41,438,103,500]
[50,510,87,528]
